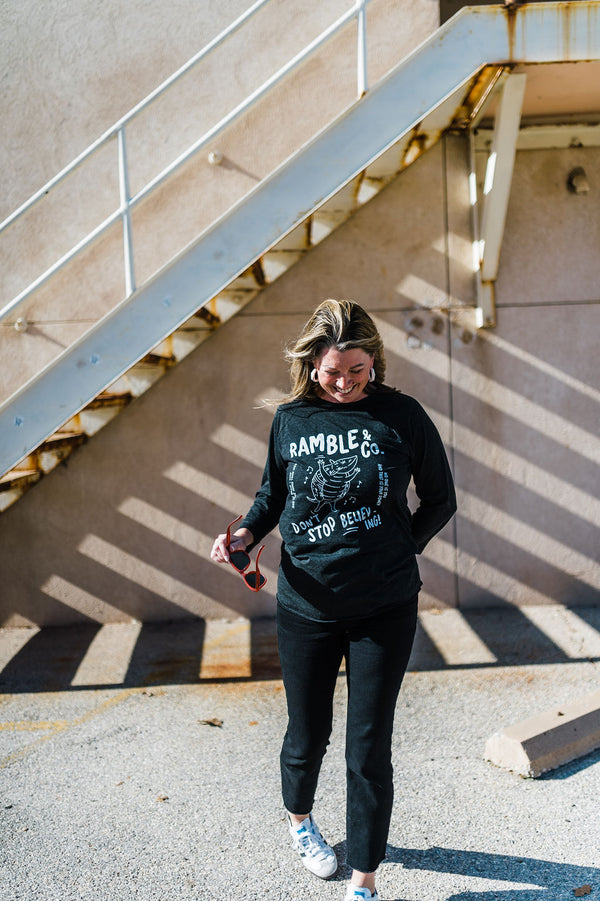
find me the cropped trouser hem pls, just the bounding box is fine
[277,597,418,874]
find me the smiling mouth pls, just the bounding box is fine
[335,386,355,395]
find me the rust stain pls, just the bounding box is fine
[351,171,366,205]
[562,2,573,61]
[589,2,600,56]
[401,129,429,168]
[206,296,220,320]
[251,259,266,287]
[86,390,133,409]
[504,1,599,63]
[452,65,507,129]
[142,351,176,366]
[303,217,312,250]
[196,658,282,683]
[194,304,221,328]
[506,4,517,63]
[0,465,41,492]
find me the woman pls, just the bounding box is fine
[211,299,456,901]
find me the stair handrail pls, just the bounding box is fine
[0,0,371,323]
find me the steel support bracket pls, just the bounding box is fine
[473,73,527,328]
[475,279,496,329]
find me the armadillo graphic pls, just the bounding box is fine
[307,456,361,513]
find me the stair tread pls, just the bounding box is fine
[97,390,132,399]
[51,429,84,438]
[140,352,176,364]
[194,306,221,327]
[0,468,41,489]
[86,391,133,409]
[42,430,85,445]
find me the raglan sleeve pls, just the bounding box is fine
[409,401,457,554]
[240,409,288,546]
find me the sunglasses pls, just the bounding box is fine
[226,515,267,592]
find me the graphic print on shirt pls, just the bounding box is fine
[306,456,360,513]
[287,426,393,543]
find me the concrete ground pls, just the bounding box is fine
[1,605,599,901]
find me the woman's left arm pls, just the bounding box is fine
[409,404,457,553]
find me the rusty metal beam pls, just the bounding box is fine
[475,122,600,152]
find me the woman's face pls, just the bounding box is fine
[313,346,374,404]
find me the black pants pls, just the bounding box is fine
[276,597,418,874]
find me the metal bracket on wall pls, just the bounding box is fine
[471,73,527,327]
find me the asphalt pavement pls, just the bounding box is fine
[1,606,599,901]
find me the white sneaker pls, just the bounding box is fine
[288,813,337,878]
[343,887,380,901]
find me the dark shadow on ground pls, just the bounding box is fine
[0,617,280,694]
[0,623,102,693]
[538,745,600,781]
[385,846,600,901]
[1,607,599,695]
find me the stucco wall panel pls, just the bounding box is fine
[375,309,456,609]
[445,135,477,308]
[1,141,118,300]
[367,0,439,82]
[496,147,600,305]
[1,0,255,209]
[249,142,449,318]
[0,225,125,404]
[2,4,598,625]
[0,323,91,407]
[2,124,599,623]
[0,311,291,627]
[0,140,460,625]
[453,304,600,610]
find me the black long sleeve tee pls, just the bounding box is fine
[242,390,456,621]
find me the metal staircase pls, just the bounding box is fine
[1,1,599,511]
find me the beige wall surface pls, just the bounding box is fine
[1,1,599,627]
[1,130,598,627]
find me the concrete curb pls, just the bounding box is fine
[485,688,600,777]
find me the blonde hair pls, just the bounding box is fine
[284,299,387,402]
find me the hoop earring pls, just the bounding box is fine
[310,369,319,382]
[369,368,376,382]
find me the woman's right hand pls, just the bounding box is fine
[210,527,254,564]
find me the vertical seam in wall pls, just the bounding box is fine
[441,135,460,610]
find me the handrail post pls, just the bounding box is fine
[356,0,368,97]
[117,126,136,297]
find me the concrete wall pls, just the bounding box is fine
[1,129,598,626]
[457,142,600,610]
[0,1,598,626]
